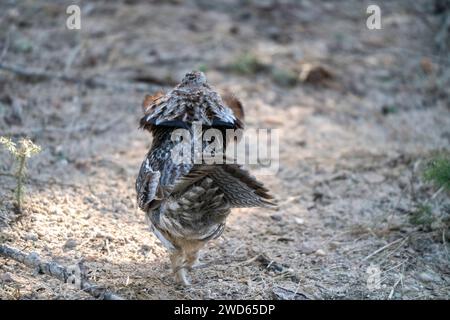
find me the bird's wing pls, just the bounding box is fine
[171,163,276,208]
[136,156,209,212]
[135,158,164,212]
[142,92,164,115]
[222,91,245,125]
[140,88,243,131]
[209,164,277,208]
[170,165,216,194]
[137,158,276,212]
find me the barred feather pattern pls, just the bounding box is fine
[140,72,243,130]
[135,71,276,284]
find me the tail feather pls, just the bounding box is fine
[210,165,277,208]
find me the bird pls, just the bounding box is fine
[136,71,276,285]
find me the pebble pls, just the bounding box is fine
[315,249,326,256]
[328,242,339,250]
[270,214,282,222]
[263,116,284,125]
[418,272,440,283]
[298,243,316,254]
[50,205,63,215]
[24,233,38,241]
[362,172,385,184]
[294,217,304,225]
[0,273,14,282]
[63,239,78,251]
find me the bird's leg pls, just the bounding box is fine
[186,249,200,270]
[186,242,206,270]
[170,250,190,286]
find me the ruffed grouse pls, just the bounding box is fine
[136,71,275,285]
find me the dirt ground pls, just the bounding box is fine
[0,0,449,300]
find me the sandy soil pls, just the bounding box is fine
[0,0,449,299]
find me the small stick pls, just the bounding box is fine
[388,274,403,299]
[4,116,122,137]
[291,280,302,300]
[377,237,409,265]
[430,186,444,201]
[0,62,164,93]
[231,244,244,256]
[443,229,449,258]
[361,237,405,263]
[0,31,11,61]
[0,244,124,300]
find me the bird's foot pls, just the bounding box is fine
[174,267,191,286]
[189,261,208,270]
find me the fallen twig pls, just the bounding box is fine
[443,228,449,258]
[0,31,11,62]
[0,244,124,300]
[388,274,403,300]
[376,237,409,265]
[272,286,311,300]
[361,237,405,263]
[4,116,123,137]
[0,62,164,93]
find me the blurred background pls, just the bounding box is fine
[0,0,449,299]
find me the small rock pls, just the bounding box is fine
[362,172,385,184]
[256,254,284,273]
[299,63,333,84]
[270,214,282,222]
[63,239,78,251]
[95,232,113,241]
[50,205,63,215]
[263,116,284,125]
[58,158,69,166]
[298,243,317,254]
[229,25,239,35]
[0,273,14,282]
[294,217,304,225]
[84,196,96,204]
[420,57,434,74]
[277,237,294,243]
[96,232,105,238]
[315,249,326,256]
[272,286,310,300]
[328,241,339,250]
[296,140,307,147]
[418,272,440,283]
[24,233,38,241]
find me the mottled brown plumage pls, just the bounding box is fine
[136,71,275,285]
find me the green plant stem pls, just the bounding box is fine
[15,155,26,210]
